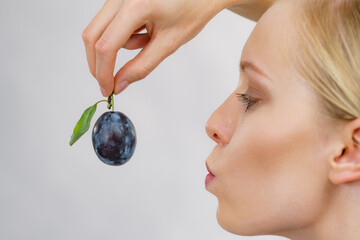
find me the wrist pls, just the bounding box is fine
[222,0,277,22]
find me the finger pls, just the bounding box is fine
[95,8,146,97]
[123,33,150,50]
[82,0,123,78]
[113,33,179,95]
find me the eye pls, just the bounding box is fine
[236,93,259,112]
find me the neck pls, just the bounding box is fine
[312,182,360,240]
[279,182,360,240]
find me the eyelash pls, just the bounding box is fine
[236,93,258,112]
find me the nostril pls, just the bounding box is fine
[213,133,221,143]
[205,119,222,143]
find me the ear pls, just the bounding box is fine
[328,118,360,185]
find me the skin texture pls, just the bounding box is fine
[82,0,227,97]
[82,0,276,97]
[227,0,276,22]
[205,1,360,240]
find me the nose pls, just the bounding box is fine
[205,93,240,145]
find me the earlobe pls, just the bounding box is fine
[352,128,360,148]
[328,127,360,185]
[329,154,360,185]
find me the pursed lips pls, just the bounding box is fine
[206,161,215,177]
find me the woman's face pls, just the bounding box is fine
[205,1,336,237]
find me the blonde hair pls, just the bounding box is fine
[285,0,360,122]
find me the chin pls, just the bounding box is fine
[215,204,274,237]
[215,206,256,236]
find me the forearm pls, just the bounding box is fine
[223,0,278,22]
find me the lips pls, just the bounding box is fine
[205,162,216,188]
[206,162,215,176]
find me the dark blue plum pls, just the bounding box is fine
[92,111,136,166]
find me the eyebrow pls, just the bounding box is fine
[240,60,271,80]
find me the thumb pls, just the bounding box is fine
[114,33,179,94]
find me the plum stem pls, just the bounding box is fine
[94,94,114,110]
[106,93,115,110]
[111,93,115,111]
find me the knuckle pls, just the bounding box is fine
[82,27,94,44]
[127,0,151,14]
[163,43,175,55]
[96,72,107,82]
[128,0,142,9]
[95,38,111,55]
[163,36,178,54]
[135,64,153,80]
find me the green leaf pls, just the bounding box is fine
[69,104,97,146]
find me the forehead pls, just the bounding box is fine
[240,0,297,81]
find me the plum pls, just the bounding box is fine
[92,111,136,166]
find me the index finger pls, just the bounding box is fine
[95,8,146,97]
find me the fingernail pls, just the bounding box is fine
[100,87,107,97]
[115,81,129,95]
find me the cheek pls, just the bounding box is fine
[215,111,329,235]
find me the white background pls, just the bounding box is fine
[0,0,288,239]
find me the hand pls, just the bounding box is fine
[82,0,228,97]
